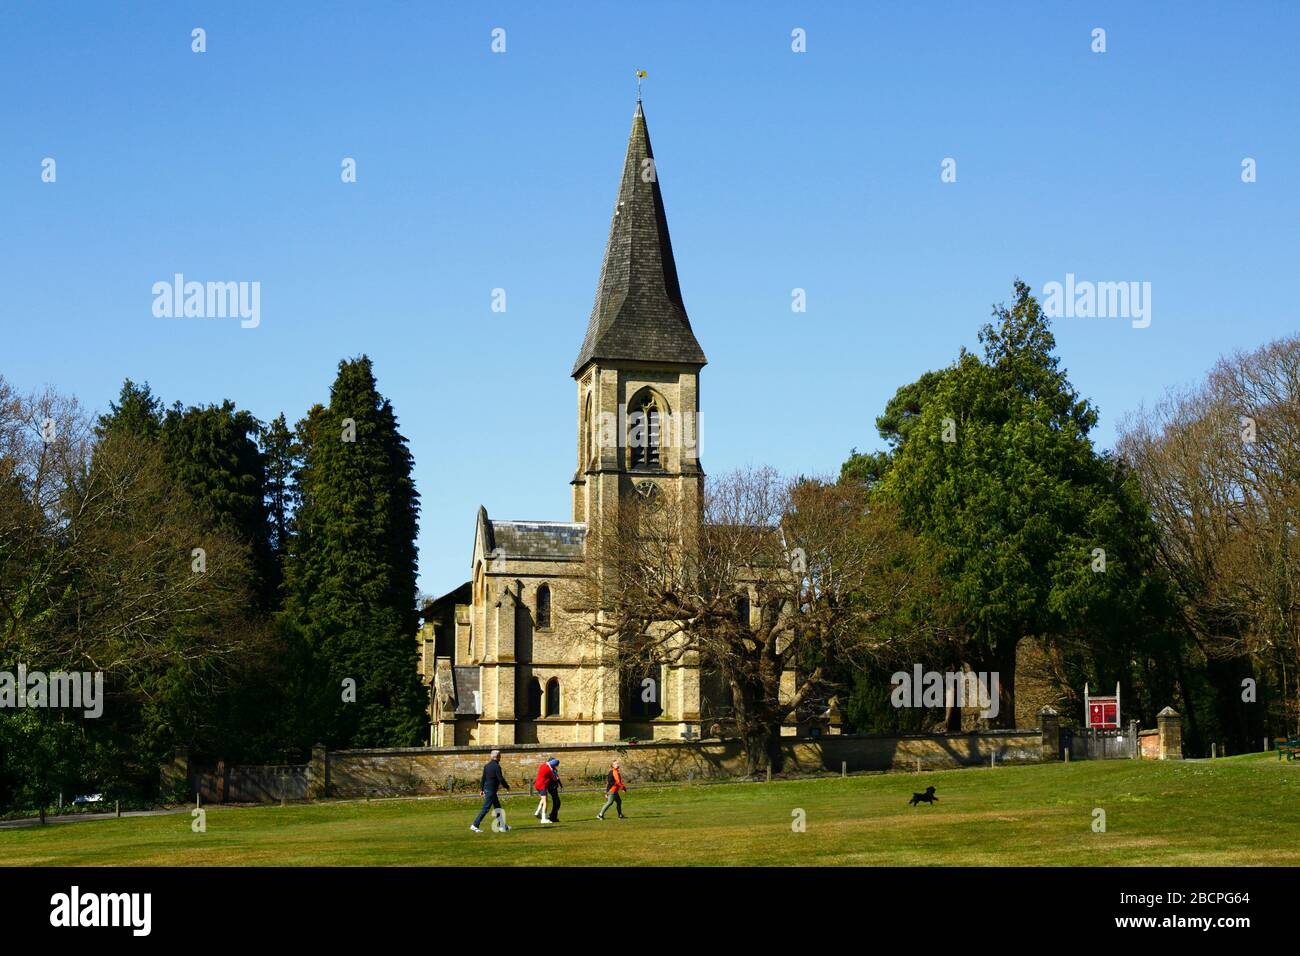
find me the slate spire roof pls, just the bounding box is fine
[572,101,707,376]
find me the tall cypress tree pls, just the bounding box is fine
[261,412,301,600]
[285,356,424,747]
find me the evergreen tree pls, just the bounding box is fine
[160,401,274,609]
[877,281,1156,725]
[95,379,164,440]
[284,356,424,747]
[261,412,301,591]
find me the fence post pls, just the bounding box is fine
[841,761,846,778]
[306,742,329,799]
[1156,706,1183,760]
[1037,706,1061,761]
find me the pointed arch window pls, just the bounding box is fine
[629,392,662,469]
[536,583,552,630]
[545,678,561,718]
[582,392,592,466]
[628,667,664,719]
[736,593,751,627]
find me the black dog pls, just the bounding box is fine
[909,785,938,806]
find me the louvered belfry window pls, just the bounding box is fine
[630,394,661,469]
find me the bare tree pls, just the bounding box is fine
[1119,335,1300,734]
[569,466,915,772]
[0,375,259,691]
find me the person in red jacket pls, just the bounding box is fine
[533,759,556,824]
[597,759,627,820]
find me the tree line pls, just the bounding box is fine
[0,356,425,813]
[4,282,1295,801]
[585,281,1298,770]
[838,282,1298,756]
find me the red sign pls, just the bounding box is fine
[1088,700,1118,729]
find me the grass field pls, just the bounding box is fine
[3,753,1297,866]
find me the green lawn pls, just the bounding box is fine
[3,753,1297,866]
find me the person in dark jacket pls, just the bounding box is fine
[470,750,512,832]
[544,757,562,822]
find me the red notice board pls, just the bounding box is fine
[1087,699,1119,729]
[1084,682,1121,729]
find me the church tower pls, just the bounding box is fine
[431,100,716,750]
[571,100,707,536]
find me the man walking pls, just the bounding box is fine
[544,757,562,823]
[470,749,512,833]
[597,759,627,820]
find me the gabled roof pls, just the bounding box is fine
[489,520,586,561]
[453,666,481,716]
[572,102,707,376]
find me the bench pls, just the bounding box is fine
[1277,737,1300,761]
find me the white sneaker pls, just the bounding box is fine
[500,825,511,831]
[540,818,551,825]
[596,814,604,820]
[470,825,482,833]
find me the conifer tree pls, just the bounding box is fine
[160,401,274,609]
[95,379,164,440]
[285,356,424,747]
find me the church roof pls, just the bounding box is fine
[452,666,480,715]
[572,102,707,376]
[488,519,587,561]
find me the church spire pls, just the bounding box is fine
[572,100,707,377]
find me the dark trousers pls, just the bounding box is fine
[546,784,561,821]
[473,791,502,827]
[599,791,623,817]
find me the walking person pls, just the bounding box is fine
[544,757,562,822]
[470,750,512,833]
[533,758,557,824]
[597,759,627,820]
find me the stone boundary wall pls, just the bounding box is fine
[163,708,1185,802]
[312,728,1046,800]
[1138,728,1160,759]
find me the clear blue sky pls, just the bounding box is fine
[3,2,1297,596]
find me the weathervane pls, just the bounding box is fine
[635,69,647,102]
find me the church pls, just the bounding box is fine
[418,100,786,747]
